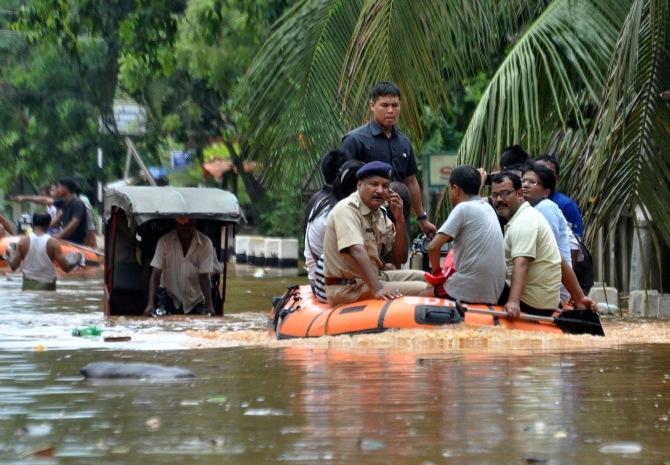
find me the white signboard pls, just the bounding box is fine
[428,153,458,187]
[112,102,147,136]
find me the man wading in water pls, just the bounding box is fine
[6,212,83,290]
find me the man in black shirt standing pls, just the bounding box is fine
[52,178,88,245]
[341,81,436,238]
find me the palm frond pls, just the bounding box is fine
[338,0,550,138]
[234,0,364,186]
[456,0,626,171]
[571,0,670,245]
[235,0,549,187]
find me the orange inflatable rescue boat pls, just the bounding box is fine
[269,285,605,338]
[0,235,103,270]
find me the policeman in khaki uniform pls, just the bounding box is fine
[322,161,431,306]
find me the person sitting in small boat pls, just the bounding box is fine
[304,149,349,290]
[144,216,215,316]
[521,162,574,304]
[491,171,596,320]
[322,161,430,307]
[425,165,507,305]
[535,153,584,238]
[479,144,530,230]
[6,212,82,290]
[308,159,364,303]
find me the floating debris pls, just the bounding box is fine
[103,335,132,342]
[19,444,55,459]
[145,417,161,431]
[15,423,52,437]
[599,441,642,454]
[357,437,386,452]
[80,362,195,379]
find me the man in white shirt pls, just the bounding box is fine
[144,217,215,316]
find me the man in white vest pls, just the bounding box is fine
[6,212,82,290]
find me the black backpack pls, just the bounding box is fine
[574,236,594,295]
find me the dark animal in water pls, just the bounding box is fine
[80,362,195,379]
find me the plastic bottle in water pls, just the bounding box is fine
[71,326,102,337]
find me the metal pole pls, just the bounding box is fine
[619,217,629,293]
[596,227,604,285]
[97,146,104,233]
[608,217,617,287]
[124,144,132,180]
[221,225,230,316]
[124,137,157,186]
[422,151,430,217]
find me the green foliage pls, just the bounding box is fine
[256,187,304,238]
[2,0,291,220]
[457,0,627,169]
[420,73,491,155]
[203,143,232,160]
[0,6,102,194]
[0,0,189,197]
[118,0,289,210]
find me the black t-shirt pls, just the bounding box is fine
[60,197,88,244]
[341,120,418,182]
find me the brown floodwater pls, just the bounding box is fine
[1,265,669,464]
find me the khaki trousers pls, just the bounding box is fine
[326,269,429,307]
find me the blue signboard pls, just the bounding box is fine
[148,166,169,181]
[171,150,193,170]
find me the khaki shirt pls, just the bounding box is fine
[322,192,396,279]
[150,229,214,312]
[504,201,562,309]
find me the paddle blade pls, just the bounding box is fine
[555,310,605,336]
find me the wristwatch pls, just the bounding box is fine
[417,212,428,221]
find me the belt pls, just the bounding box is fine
[324,277,357,286]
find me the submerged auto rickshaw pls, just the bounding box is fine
[103,186,243,316]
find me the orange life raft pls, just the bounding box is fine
[269,285,574,339]
[0,235,103,270]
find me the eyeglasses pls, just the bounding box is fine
[491,189,516,200]
[522,178,542,187]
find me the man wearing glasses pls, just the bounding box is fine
[491,172,596,319]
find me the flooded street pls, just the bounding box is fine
[1,267,670,464]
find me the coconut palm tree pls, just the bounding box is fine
[235,0,551,184]
[568,0,670,244]
[236,0,670,247]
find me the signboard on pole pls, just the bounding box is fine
[428,152,459,187]
[112,102,147,136]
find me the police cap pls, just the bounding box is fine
[356,161,393,180]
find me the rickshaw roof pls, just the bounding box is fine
[104,186,243,227]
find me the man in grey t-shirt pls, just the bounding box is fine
[425,165,507,304]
